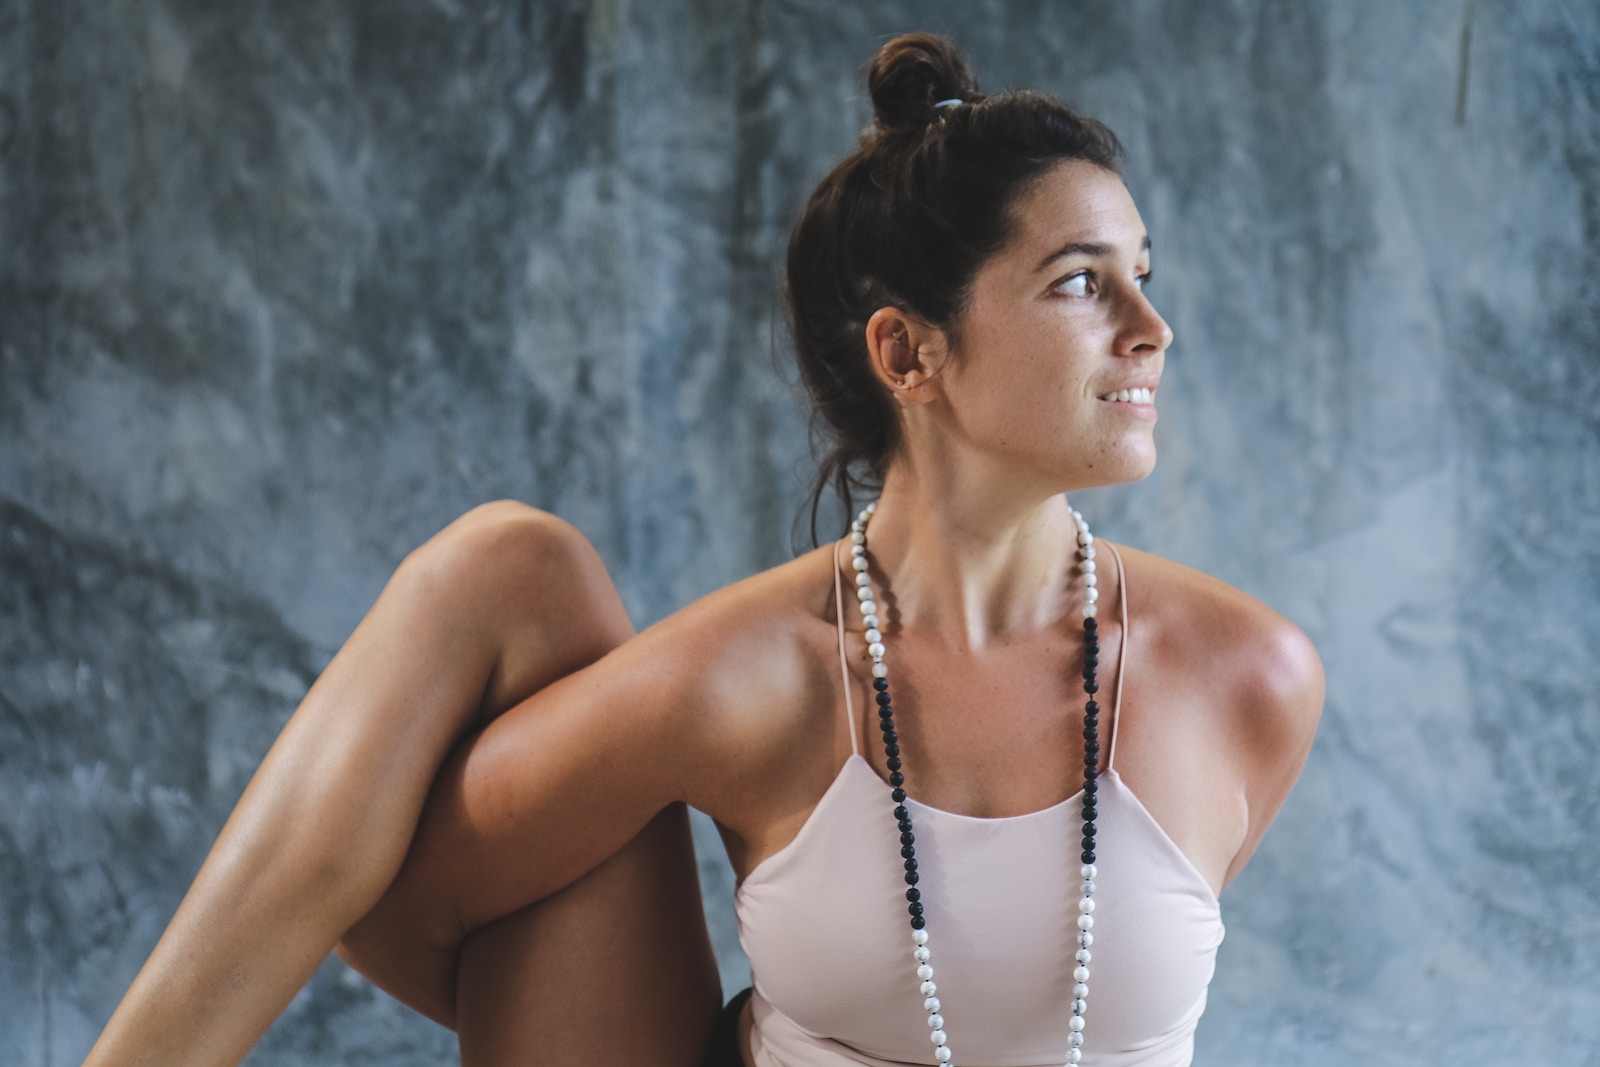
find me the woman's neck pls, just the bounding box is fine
[856,468,1083,650]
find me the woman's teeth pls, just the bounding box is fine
[1105,387,1154,404]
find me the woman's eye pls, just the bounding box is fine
[1135,272,1152,292]
[1056,271,1092,297]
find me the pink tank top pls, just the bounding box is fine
[734,542,1224,1067]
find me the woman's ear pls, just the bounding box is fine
[864,307,948,407]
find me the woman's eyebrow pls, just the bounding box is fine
[1034,234,1152,272]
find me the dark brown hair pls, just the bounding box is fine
[787,33,1124,541]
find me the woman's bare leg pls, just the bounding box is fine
[83,502,719,1066]
[454,803,721,1067]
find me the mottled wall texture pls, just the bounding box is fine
[2,1,1596,1064]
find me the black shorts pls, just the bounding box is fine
[701,988,753,1067]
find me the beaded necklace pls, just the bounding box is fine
[848,501,1102,1067]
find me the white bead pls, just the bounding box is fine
[868,642,886,659]
[855,571,873,588]
[1073,966,1090,983]
[865,628,882,643]
[852,554,869,570]
[856,586,874,602]
[1084,587,1099,603]
[1072,997,1087,1015]
[1069,1031,1084,1048]
[873,662,888,678]
[916,964,934,980]
[924,996,941,1012]
[851,530,865,544]
[928,1013,944,1029]
[1077,914,1095,930]
[930,1029,947,1046]
[1083,572,1097,587]
[1075,948,1091,964]
[1083,602,1098,617]
[1073,982,1089,998]
[1084,544,1095,560]
[934,1047,953,1063]
[921,980,937,996]
[1069,1015,1086,1032]
[1079,931,1094,948]
[863,613,880,630]
[1083,559,1096,573]
[914,946,930,962]
[866,501,878,513]
[913,929,929,945]
[1081,879,1095,896]
[1078,530,1093,546]
[1067,1048,1083,1063]
[1079,898,1095,913]
[1081,864,1097,880]
[858,599,877,616]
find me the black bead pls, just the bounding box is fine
[1082,665,1096,680]
[892,788,907,803]
[889,772,904,787]
[873,677,889,692]
[897,818,912,832]
[1083,726,1099,741]
[906,888,921,902]
[1085,700,1099,714]
[1085,652,1099,668]
[884,743,900,758]
[894,805,908,821]
[901,845,915,859]
[904,858,918,872]
[881,730,898,744]
[1086,740,1100,756]
[876,691,892,707]
[1083,680,1099,694]
[908,901,924,917]
[886,756,902,772]
[905,870,919,885]
[1081,850,1096,865]
[1083,780,1097,796]
[1083,824,1097,838]
[878,706,894,720]
[1084,618,1097,631]
[900,830,915,846]
[911,915,926,930]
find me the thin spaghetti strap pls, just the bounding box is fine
[1104,542,1130,771]
[833,539,861,758]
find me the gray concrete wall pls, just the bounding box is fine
[2,1,1595,1064]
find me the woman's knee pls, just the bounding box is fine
[402,502,636,716]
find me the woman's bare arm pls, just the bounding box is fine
[83,503,634,1067]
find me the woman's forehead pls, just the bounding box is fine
[1006,162,1150,267]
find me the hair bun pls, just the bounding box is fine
[866,33,980,133]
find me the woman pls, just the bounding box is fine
[84,33,1321,1067]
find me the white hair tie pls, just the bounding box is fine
[934,98,964,109]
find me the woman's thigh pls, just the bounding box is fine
[455,803,721,1067]
[361,503,720,1062]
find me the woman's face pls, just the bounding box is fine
[934,160,1172,493]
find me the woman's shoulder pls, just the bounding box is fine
[638,541,846,708]
[1115,543,1323,755]
[615,542,853,818]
